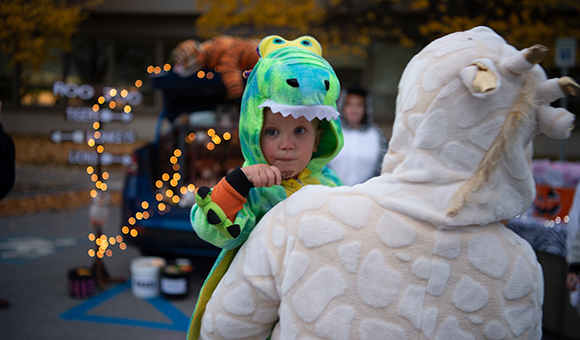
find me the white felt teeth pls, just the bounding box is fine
[259,99,339,121]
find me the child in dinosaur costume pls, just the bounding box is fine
[187,35,344,340]
[196,26,579,340]
[172,35,260,101]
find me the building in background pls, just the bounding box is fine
[0,0,578,159]
[0,0,414,123]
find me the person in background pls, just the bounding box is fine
[0,101,14,199]
[566,179,580,311]
[327,84,388,186]
[0,101,15,308]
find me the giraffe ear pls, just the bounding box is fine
[471,62,497,93]
[460,58,500,98]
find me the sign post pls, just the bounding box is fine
[555,37,577,160]
[51,81,140,289]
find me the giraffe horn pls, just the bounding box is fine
[503,44,548,74]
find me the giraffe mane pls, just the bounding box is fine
[447,74,536,217]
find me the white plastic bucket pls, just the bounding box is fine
[130,256,166,299]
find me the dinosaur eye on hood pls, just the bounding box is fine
[287,78,300,87]
[258,35,323,58]
[325,80,330,91]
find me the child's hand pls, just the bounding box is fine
[241,164,282,187]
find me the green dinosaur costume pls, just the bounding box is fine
[187,35,344,340]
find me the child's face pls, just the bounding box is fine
[343,94,366,127]
[260,107,322,180]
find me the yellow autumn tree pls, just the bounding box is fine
[0,0,101,105]
[194,0,412,58]
[194,0,396,50]
[0,0,102,70]
[417,0,580,54]
[194,0,580,63]
[195,0,326,38]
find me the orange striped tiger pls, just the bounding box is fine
[172,36,260,100]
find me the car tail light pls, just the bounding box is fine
[127,153,139,175]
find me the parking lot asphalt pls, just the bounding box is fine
[0,163,214,340]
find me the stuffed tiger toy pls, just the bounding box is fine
[172,35,260,101]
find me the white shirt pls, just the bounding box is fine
[328,127,381,186]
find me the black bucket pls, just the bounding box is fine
[160,259,193,299]
[68,267,96,298]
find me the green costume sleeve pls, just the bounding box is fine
[192,203,231,249]
[191,184,286,250]
[191,201,253,250]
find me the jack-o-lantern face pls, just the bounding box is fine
[533,186,561,220]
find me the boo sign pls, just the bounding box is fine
[53,81,95,100]
[53,81,143,106]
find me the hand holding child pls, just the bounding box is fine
[242,164,282,187]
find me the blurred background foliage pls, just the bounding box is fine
[0,0,103,70]
[1,0,579,90]
[0,0,103,106]
[194,0,580,65]
[0,0,578,121]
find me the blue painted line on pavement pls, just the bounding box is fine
[60,281,190,331]
[0,236,88,265]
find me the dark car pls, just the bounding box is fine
[121,70,243,257]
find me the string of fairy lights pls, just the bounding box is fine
[118,63,233,246]
[120,127,233,237]
[515,211,571,228]
[85,78,144,259]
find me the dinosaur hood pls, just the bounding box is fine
[239,42,343,175]
[362,26,576,228]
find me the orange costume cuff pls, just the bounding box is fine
[210,178,247,222]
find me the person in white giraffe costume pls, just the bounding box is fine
[196,26,579,340]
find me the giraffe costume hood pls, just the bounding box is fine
[378,26,577,228]
[197,27,578,340]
